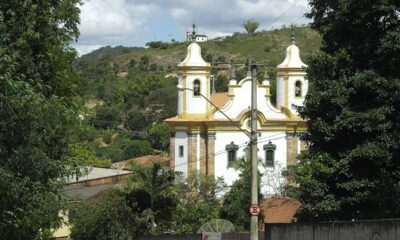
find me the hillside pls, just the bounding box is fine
[73,26,321,166]
[76,26,321,77]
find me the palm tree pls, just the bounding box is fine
[124,163,178,234]
[243,19,260,34]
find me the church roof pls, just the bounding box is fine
[211,92,229,108]
[178,42,210,67]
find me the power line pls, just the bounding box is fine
[173,132,288,169]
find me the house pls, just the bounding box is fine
[165,32,308,196]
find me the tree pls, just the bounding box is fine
[124,163,178,234]
[124,110,147,130]
[292,0,400,221]
[173,175,225,234]
[70,189,148,240]
[146,123,170,151]
[90,105,120,129]
[242,19,259,34]
[0,1,81,238]
[220,156,262,231]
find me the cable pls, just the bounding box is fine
[173,132,288,169]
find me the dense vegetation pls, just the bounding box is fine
[0,0,81,238]
[70,164,225,238]
[290,0,400,221]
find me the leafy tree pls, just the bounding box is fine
[173,175,225,234]
[71,144,112,167]
[0,0,81,238]
[124,110,147,130]
[292,0,400,221]
[70,189,148,240]
[124,163,178,234]
[220,156,262,231]
[121,139,152,159]
[242,19,260,34]
[90,105,120,129]
[146,123,170,151]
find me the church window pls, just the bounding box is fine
[263,141,276,167]
[295,80,302,97]
[193,79,201,96]
[225,142,239,167]
[179,145,184,157]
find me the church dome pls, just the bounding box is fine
[178,42,210,67]
[277,41,307,69]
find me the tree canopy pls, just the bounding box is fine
[0,0,81,238]
[292,0,400,221]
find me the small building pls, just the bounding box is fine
[165,32,308,196]
[186,32,208,42]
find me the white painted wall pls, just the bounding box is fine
[214,78,286,120]
[175,132,188,178]
[184,74,210,115]
[214,131,287,195]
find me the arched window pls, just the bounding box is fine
[193,79,201,96]
[295,80,302,97]
[225,142,239,167]
[263,141,276,167]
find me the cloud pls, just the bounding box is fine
[76,0,159,55]
[75,0,311,55]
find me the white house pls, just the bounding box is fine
[165,34,308,196]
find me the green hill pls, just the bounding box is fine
[76,26,320,78]
[73,26,321,165]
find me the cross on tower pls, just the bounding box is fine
[191,23,197,42]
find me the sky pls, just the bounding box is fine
[74,0,311,56]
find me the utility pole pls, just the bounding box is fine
[250,60,259,240]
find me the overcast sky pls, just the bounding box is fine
[74,0,311,55]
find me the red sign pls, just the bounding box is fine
[249,204,261,216]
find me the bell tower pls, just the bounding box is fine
[177,24,211,119]
[276,29,308,115]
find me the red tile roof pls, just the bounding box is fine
[261,197,302,224]
[211,92,229,108]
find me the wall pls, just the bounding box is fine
[265,219,400,240]
[214,131,287,196]
[175,132,188,178]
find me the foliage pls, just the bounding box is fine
[70,189,148,240]
[124,163,178,234]
[220,156,262,231]
[242,19,260,34]
[292,0,400,221]
[0,0,81,238]
[146,123,170,151]
[90,105,120,129]
[96,136,152,162]
[173,175,225,234]
[125,110,147,131]
[71,144,112,167]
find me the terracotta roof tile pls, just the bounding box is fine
[211,92,229,108]
[261,197,302,224]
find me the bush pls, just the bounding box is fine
[70,189,148,240]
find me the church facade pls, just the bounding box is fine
[165,36,308,196]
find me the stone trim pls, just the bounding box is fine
[286,133,299,166]
[169,132,175,170]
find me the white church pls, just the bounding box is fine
[165,33,308,196]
